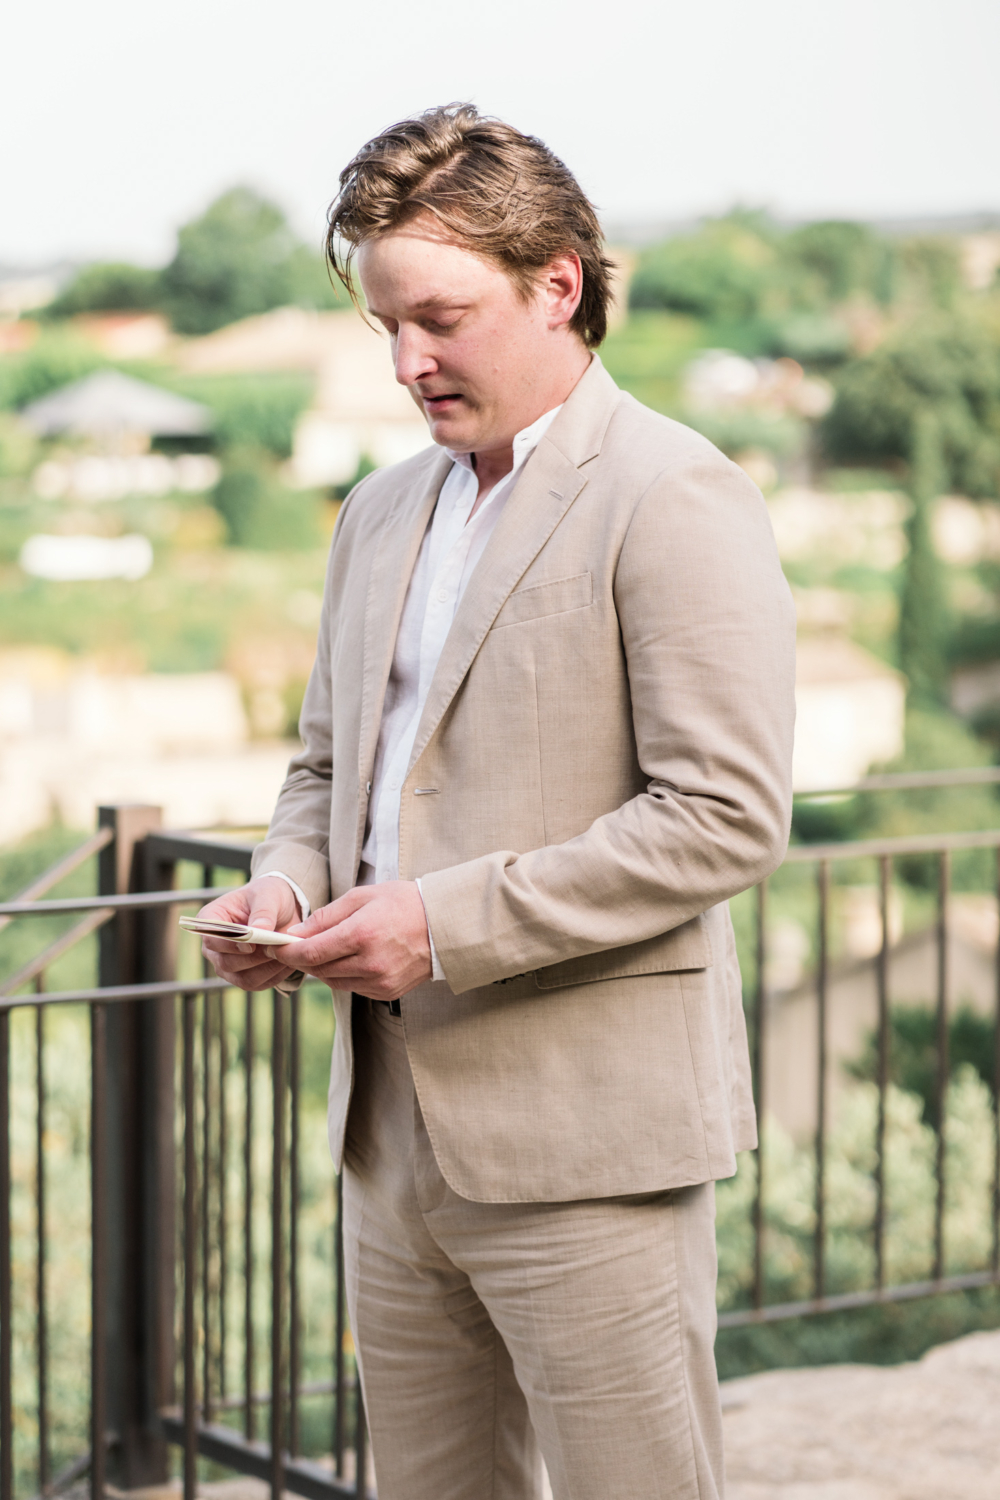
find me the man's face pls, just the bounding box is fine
[357,217,582,455]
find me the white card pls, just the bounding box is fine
[179,915,301,947]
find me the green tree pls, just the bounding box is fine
[0,328,105,411]
[823,317,1000,705]
[211,447,321,549]
[897,236,963,311]
[629,214,779,323]
[780,220,895,305]
[822,315,1000,498]
[44,261,162,317]
[161,187,343,335]
[172,372,314,457]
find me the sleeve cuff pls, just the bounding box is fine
[415,878,445,982]
[259,871,311,921]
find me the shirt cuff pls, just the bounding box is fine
[259,871,311,921]
[415,878,444,982]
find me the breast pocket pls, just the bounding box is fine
[491,571,593,630]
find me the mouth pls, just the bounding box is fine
[421,392,463,413]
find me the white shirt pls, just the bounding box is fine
[265,403,562,978]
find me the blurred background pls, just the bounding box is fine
[1,0,998,845]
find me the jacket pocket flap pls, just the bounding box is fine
[534,915,712,990]
[492,571,592,629]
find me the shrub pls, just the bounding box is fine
[212,450,322,550]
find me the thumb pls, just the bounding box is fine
[245,878,296,933]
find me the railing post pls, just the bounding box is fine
[752,879,768,1311]
[97,805,177,1489]
[0,1009,12,1500]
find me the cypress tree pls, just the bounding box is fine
[898,409,948,703]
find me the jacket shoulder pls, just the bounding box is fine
[602,391,739,483]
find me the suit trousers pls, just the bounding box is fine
[342,999,726,1500]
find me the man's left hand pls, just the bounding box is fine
[287,880,433,999]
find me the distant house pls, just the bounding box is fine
[21,370,216,504]
[174,305,429,485]
[72,312,172,359]
[21,369,210,445]
[793,637,906,792]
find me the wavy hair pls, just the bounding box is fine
[326,103,614,348]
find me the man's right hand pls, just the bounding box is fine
[197,876,302,991]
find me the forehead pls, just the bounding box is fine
[356,221,515,310]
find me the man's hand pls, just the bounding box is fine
[198,876,303,991]
[286,881,433,1000]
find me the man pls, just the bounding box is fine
[201,104,796,1500]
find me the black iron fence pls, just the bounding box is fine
[0,790,999,1500]
[0,806,369,1500]
[722,825,1000,1328]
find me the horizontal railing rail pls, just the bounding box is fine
[0,887,228,918]
[794,765,1000,798]
[784,826,1000,862]
[0,977,232,1013]
[0,829,113,938]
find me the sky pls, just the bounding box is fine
[3,0,998,267]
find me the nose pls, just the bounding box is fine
[392,324,437,388]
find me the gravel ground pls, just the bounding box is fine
[720,1327,1000,1499]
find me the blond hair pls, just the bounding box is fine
[326,103,614,348]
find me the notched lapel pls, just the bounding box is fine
[407,441,587,774]
[358,450,451,784]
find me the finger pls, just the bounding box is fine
[245,899,289,932]
[208,956,292,990]
[202,942,283,976]
[247,877,300,931]
[201,938,263,963]
[290,887,376,939]
[289,919,364,971]
[304,964,398,1002]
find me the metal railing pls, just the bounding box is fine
[0,806,370,1500]
[1,796,1000,1497]
[721,823,1000,1328]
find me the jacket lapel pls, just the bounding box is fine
[407,357,621,773]
[358,448,451,786]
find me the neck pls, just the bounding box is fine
[470,347,592,502]
[472,444,516,500]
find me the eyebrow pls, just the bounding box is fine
[369,297,470,318]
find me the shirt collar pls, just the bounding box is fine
[445,404,563,475]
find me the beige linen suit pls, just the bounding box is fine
[253,355,795,1498]
[253,356,795,1198]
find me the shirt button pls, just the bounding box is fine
[389,779,399,791]
[437,588,449,602]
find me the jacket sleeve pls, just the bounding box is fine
[418,454,797,993]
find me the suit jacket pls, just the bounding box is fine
[252,356,797,1202]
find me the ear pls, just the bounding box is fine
[540,252,583,332]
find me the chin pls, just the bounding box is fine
[429,418,478,452]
